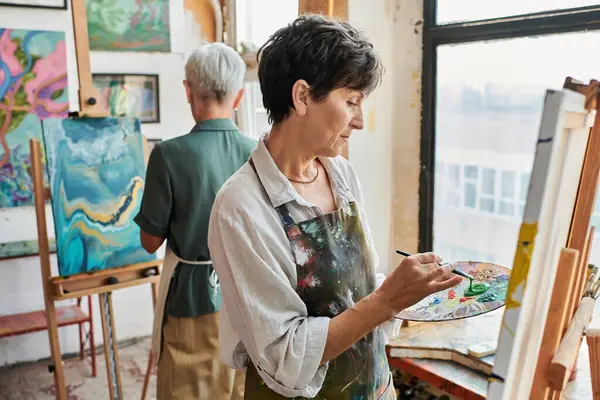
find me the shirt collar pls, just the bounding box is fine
[191,118,238,132]
[250,135,353,209]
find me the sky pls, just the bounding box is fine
[436,1,600,88]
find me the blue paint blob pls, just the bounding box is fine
[429,297,441,306]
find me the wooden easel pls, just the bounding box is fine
[30,137,161,400]
[528,78,600,399]
[30,1,162,399]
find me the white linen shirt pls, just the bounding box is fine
[207,136,398,398]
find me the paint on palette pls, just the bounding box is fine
[395,261,511,322]
[86,0,171,52]
[0,28,68,208]
[464,281,490,297]
[42,117,155,277]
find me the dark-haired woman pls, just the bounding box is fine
[207,14,461,399]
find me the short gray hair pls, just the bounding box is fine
[185,42,246,102]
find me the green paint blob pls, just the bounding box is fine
[463,278,490,297]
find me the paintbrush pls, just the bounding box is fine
[395,249,474,280]
[583,264,598,297]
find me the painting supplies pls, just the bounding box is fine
[583,264,598,298]
[395,249,474,280]
[395,249,489,296]
[394,261,510,322]
[468,342,497,358]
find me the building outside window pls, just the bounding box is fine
[425,1,600,269]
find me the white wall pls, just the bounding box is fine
[348,0,423,274]
[0,0,196,366]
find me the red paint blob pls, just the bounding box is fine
[449,290,455,296]
[460,298,467,302]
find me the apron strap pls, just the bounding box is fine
[168,248,219,293]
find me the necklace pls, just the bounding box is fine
[287,162,319,184]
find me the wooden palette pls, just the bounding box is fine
[387,309,503,375]
[395,261,510,322]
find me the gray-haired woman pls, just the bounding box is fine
[135,42,256,400]
[207,15,461,399]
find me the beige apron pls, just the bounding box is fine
[151,246,218,361]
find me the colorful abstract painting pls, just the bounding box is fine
[86,0,171,52]
[42,117,154,277]
[0,28,68,208]
[93,74,160,123]
[395,261,510,322]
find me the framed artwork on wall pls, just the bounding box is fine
[0,0,66,9]
[0,27,69,209]
[86,0,170,52]
[93,73,160,123]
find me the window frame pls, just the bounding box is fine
[419,1,600,252]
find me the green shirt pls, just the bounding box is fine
[134,119,256,317]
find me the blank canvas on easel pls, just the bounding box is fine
[41,117,154,277]
[488,88,592,399]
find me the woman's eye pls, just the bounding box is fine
[347,101,358,107]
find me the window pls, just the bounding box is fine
[499,171,516,216]
[518,172,531,217]
[436,0,600,25]
[445,164,461,207]
[480,168,496,212]
[591,188,600,229]
[435,162,445,207]
[463,165,478,209]
[428,12,600,267]
[235,0,298,139]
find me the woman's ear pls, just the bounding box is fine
[291,79,310,117]
[233,88,245,110]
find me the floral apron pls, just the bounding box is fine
[244,160,394,399]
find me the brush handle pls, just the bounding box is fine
[447,267,474,281]
[395,249,474,280]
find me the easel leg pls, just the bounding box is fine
[588,334,600,399]
[99,292,124,400]
[140,281,159,400]
[77,297,85,360]
[45,300,67,399]
[88,295,97,377]
[141,352,155,400]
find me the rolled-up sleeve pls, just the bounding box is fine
[208,209,330,398]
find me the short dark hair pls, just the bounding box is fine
[257,14,384,125]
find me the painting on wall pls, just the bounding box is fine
[93,74,160,123]
[42,117,155,277]
[0,28,69,209]
[86,0,171,52]
[0,0,66,9]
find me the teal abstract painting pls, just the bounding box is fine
[0,28,69,208]
[42,117,154,277]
